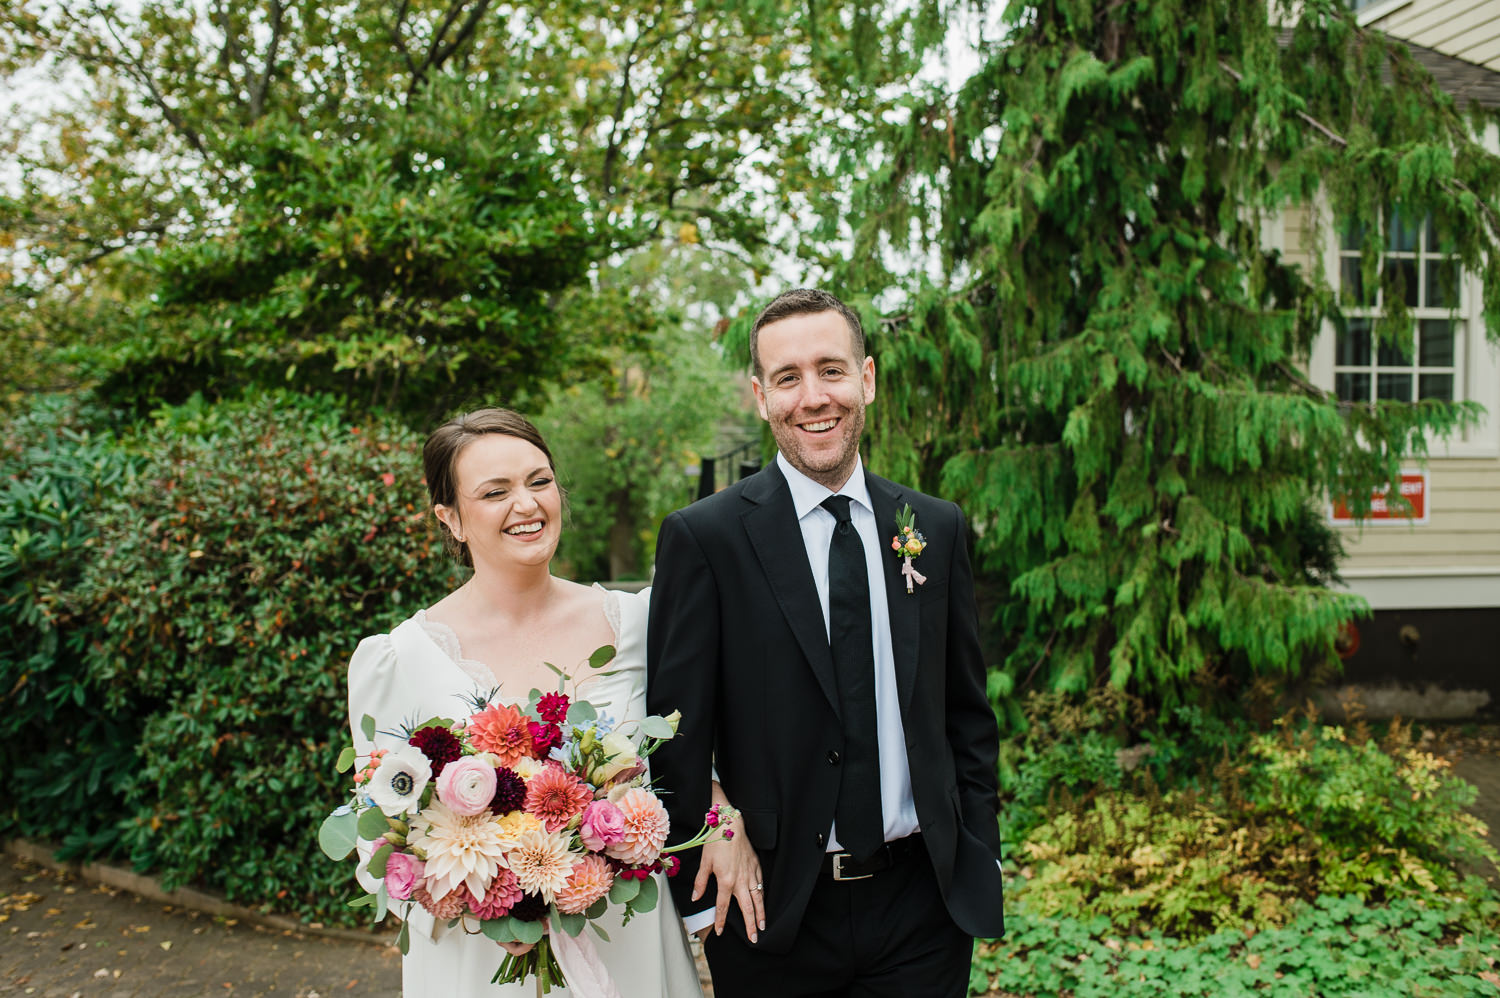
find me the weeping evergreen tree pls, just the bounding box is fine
[833,0,1500,725]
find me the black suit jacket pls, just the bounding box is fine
[647,461,1005,953]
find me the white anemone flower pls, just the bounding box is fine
[367,745,432,817]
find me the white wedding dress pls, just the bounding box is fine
[346,586,702,998]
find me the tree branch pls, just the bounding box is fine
[411,0,492,95]
[387,0,418,78]
[248,0,286,121]
[89,3,221,178]
[602,19,657,195]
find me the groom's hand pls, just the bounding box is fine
[691,835,766,943]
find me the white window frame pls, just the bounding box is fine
[1308,210,1500,460]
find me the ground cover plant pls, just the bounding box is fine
[970,892,1500,997]
[978,691,1500,995]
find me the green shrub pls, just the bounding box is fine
[0,395,140,858]
[1246,715,1494,897]
[1017,788,1295,938]
[1008,710,1497,941]
[971,891,1500,997]
[68,391,461,921]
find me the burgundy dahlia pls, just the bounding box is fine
[508,892,548,922]
[489,766,526,813]
[408,725,463,775]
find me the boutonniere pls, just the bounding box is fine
[891,504,927,593]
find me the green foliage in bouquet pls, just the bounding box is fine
[68,391,461,921]
[0,395,141,859]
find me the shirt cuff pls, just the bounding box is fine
[681,908,716,934]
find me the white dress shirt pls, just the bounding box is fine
[681,454,921,934]
[776,452,919,850]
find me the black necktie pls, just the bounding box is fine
[820,495,884,860]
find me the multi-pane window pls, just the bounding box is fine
[1335,211,1462,404]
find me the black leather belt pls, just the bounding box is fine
[821,833,923,881]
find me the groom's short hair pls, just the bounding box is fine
[749,288,865,377]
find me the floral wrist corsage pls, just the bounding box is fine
[891,504,927,593]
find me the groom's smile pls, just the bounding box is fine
[751,310,876,491]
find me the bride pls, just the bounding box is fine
[345,408,757,997]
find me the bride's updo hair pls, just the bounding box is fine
[423,408,557,567]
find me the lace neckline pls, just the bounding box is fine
[416,584,620,689]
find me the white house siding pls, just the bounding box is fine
[1279,201,1500,609]
[1365,0,1500,71]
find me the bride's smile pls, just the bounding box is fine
[434,432,563,570]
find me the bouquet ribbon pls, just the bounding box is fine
[550,926,623,998]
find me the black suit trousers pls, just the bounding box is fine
[702,840,971,998]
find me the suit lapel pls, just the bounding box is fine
[866,472,920,715]
[740,465,842,719]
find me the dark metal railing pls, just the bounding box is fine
[697,440,762,500]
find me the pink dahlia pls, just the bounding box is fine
[554,854,615,915]
[412,882,465,920]
[605,787,670,867]
[524,763,592,832]
[467,703,534,768]
[469,867,524,919]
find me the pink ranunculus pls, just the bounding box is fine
[578,799,626,852]
[384,852,425,901]
[436,756,499,816]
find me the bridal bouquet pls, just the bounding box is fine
[319,644,735,994]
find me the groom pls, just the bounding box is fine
[647,288,1004,996]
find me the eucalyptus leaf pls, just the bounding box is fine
[336,745,357,773]
[510,917,544,945]
[585,897,609,920]
[567,700,597,725]
[318,809,358,860]
[357,806,392,841]
[361,714,377,743]
[633,875,659,913]
[590,923,611,943]
[556,911,587,937]
[482,918,519,942]
[609,877,642,904]
[397,920,410,956]
[348,893,376,909]
[368,841,393,878]
[588,645,616,670]
[374,882,388,922]
[639,716,675,740]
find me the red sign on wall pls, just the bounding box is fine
[1329,470,1428,525]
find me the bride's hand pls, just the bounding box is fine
[691,782,765,944]
[497,940,537,956]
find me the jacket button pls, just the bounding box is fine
[816,832,826,847]
[827,750,840,765]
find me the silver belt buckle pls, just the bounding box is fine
[831,853,872,881]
